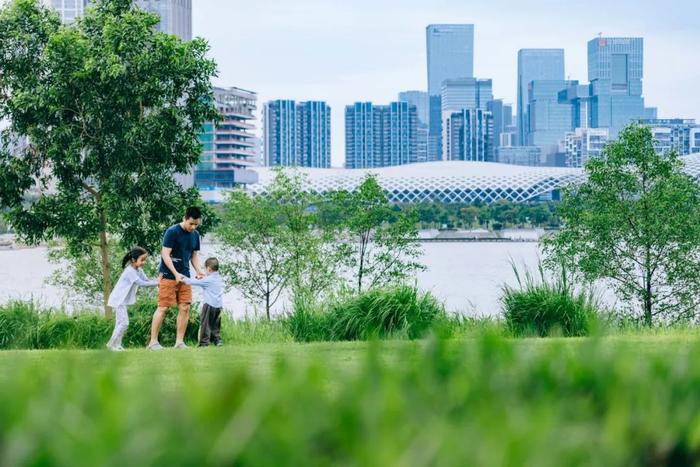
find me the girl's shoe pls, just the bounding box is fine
[147,342,164,351]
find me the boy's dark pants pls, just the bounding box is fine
[198,304,222,346]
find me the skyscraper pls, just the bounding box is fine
[345,102,418,169]
[444,109,493,162]
[426,24,475,162]
[399,91,429,163]
[263,100,331,168]
[195,87,258,189]
[526,80,575,154]
[440,78,493,160]
[517,49,565,145]
[42,0,191,40]
[41,0,87,23]
[134,0,192,40]
[588,37,644,138]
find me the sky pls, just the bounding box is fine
[192,0,700,167]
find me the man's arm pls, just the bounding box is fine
[161,246,182,282]
[190,249,205,279]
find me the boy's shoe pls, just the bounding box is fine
[197,343,209,347]
[106,344,124,352]
[147,342,164,351]
[215,342,223,347]
[173,342,188,349]
[116,345,125,351]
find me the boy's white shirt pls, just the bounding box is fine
[107,266,158,308]
[183,272,224,309]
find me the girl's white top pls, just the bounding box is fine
[107,266,158,307]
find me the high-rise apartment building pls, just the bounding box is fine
[560,128,609,168]
[444,109,493,162]
[41,0,87,23]
[263,100,331,168]
[399,91,429,163]
[639,119,700,156]
[440,78,493,160]
[517,49,565,145]
[426,24,475,162]
[345,102,418,169]
[195,87,258,189]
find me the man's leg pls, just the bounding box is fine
[149,306,169,345]
[150,279,176,347]
[175,302,190,345]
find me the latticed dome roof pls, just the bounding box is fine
[245,155,700,204]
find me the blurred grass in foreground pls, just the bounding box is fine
[1,335,700,465]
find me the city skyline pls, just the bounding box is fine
[193,0,700,167]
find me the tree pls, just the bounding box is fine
[217,189,288,320]
[218,170,345,319]
[332,175,424,293]
[272,170,344,305]
[543,124,700,326]
[0,0,219,317]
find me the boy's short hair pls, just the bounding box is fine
[185,206,202,220]
[205,257,219,272]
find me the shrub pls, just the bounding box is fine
[327,286,446,341]
[0,300,200,350]
[0,301,41,349]
[502,262,600,337]
[284,298,332,342]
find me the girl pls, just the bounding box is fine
[106,246,161,351]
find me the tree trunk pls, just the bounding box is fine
[644,266,653,328]
[99,228,113,319]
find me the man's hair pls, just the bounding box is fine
[205,257,219,272]
[185,206,202,220]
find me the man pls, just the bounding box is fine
[147,206,205,350]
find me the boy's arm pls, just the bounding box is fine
[183,275,210,288]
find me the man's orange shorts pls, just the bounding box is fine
[157,278,193,308]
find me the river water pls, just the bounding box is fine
[0,236,551,318]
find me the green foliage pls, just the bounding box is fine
[544,124,700,326]
[5,337,700,464]
[0,299,199,349]
[284,298,332,342]
[218,170,345,318]
[47,239,159,308]
[330,175,425,293]
[0,0,219,314]
[502,262,600,337]
[410,200,560,230]
[285,286,447,342]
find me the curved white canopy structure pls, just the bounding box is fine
[241,154,700,204]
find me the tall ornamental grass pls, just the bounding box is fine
[502,262,601,337]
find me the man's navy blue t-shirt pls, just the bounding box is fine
[159,224,201,280]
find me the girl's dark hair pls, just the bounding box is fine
[122,246,148,269]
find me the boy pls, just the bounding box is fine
[183,257,225,347]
